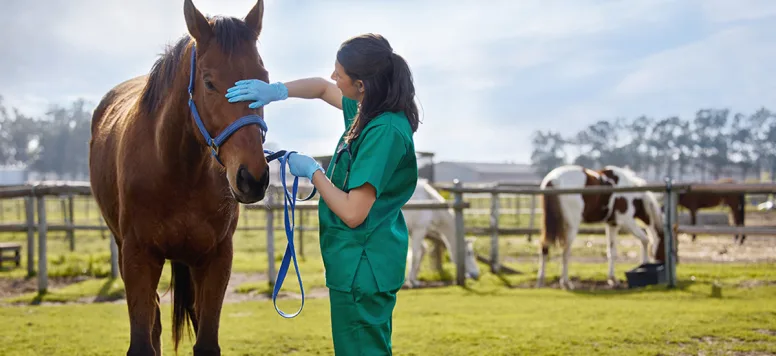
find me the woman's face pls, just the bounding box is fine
[332,60,364,102]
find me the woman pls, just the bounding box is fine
[226,33,420,355]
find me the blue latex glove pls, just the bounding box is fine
[287,152,324,181]
[225,79,288,109]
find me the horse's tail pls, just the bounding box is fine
[541,181,567,253]
[171,261,197,353]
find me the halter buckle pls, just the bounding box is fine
[209,141,219,157]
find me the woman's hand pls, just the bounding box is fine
[287,153,324,181]
[225,79,289,109]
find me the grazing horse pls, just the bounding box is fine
[403,179,480,287]
[537,165,671,289]
[677,178,746,245]
[89,1,270,355]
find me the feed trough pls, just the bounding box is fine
[625,262,666,288]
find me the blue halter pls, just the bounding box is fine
[188,44,315,318]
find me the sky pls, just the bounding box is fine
[0,0,774,164]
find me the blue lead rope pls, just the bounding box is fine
[264,149,317,318]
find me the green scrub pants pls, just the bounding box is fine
[328,253,399,355]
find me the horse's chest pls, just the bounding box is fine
[142,200,237,261]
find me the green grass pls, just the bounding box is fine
[0,278,775,355]
[2,194,776,354]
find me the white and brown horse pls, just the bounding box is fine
[537,165,672,289]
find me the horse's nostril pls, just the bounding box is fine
[236,165,254,195]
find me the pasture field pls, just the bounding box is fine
[1,194,775,355]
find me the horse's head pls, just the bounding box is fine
[184,0,270,203]
[464,237,481,280]
[635,191,677,263]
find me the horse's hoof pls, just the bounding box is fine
[560,280,575,290]
[607,278,619,287]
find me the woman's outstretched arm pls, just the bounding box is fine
[283,78,343,110]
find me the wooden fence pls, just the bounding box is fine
[433,179,776,288]
[2,179,776,293]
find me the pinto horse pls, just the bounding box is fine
[677,178,746,245]
[536,165,672,289]
[89,1,271,354]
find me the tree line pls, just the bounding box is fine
[530,107,776,182]
[0,95,91,179]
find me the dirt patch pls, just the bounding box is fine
[503,233,776,265]
[688,336,776,356]
[736,280,776,289]
[1,272,331,307]
[755,329,776,337]
[0,275,89,299]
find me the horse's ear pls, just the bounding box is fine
[244,0,264,38]
[184,0,212,44]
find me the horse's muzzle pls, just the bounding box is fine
[234,164,270,203]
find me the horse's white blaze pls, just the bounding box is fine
[403,179,480,287]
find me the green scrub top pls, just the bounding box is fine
[317,96,418,293]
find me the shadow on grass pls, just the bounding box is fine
[92,277,124,302]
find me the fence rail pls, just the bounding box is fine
[2,179,776,293]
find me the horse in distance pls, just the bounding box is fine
[537,165,673,290]
[677,178,746,245]
[89,1,271,355]
[402,178,480,287]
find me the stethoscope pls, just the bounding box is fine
[331,141,353,190]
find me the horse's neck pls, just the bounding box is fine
[153,82,210,178]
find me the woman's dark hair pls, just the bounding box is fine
[337,33,420,143]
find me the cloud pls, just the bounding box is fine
[0,0,774,165]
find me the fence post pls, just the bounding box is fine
[453,179,466,286]
[25,196,35,277]
[67,194,75,251]
[37,196,48,293]
[527,194,536,242]
[489,191,500,274]
[663,177,677,288]
[266,192,276,286]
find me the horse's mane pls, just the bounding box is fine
[603,165,664,228]
[140,16,258,115]
[604,165,647,186]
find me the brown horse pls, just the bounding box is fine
[677,178,746,245]
[89,1,271,355]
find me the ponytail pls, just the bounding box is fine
[388,53,420,133]
[338,33,421,143]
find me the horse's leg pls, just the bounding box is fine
[605,224,619,286]
[559,226,578,290]
[406,227,427,288]
[622,218,651,265]
[191,238,233,356]
[732,195,746,245]
[122,239,165,356]
[121,237,161,356]
[690,209,697,242]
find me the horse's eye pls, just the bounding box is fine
[204,80,215,91]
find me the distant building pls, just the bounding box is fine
[433,161,541,184]
[0,164,29,186]
[313,151,437,182]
